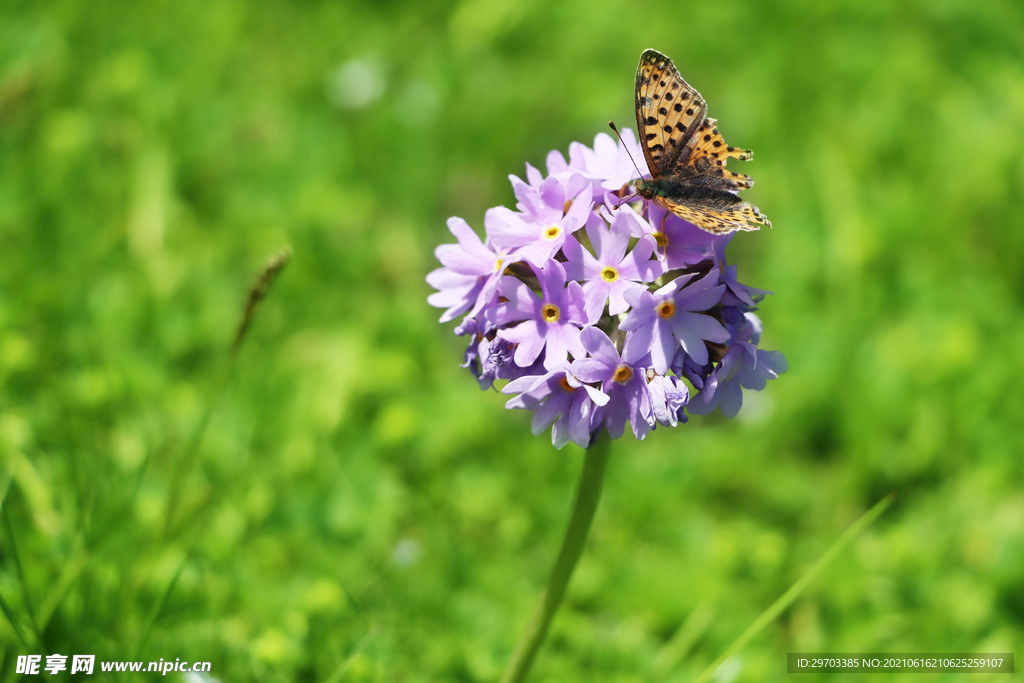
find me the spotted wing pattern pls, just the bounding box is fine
[633,49,770,233]
[673,118,755,193]
[687,118,752,168]
[660,197,771,234]
[634,49,707,177]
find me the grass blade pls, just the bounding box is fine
[0,589,31,650]
[691,493,894,683]
[1,504,43,648]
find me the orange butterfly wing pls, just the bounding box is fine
[633,49,771,234]
[659,196,771,235]
[634,49,707,179]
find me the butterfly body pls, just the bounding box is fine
[634,178,746,211]
[632,49,770,234]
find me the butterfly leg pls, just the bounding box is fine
[651,209,669,258]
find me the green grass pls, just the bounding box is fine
[1,0,1022,681]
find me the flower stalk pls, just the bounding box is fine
[500,431,611,683]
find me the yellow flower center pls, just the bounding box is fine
[613,364,633,384]
[494,258,504,272]
[541,303,561,323]
[543,225,561,240]
[652,231,668,249]
[558,377,577,393]
[657,301,676,319]
[600,266,619,283]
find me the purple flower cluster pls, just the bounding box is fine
[428,129,787,449]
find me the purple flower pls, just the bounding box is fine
[712,234,772,307]
[570,328,652,440]
[544,144,589,184]
[688,314,788,418]
[487,179,593,268]
[509,162,546,194]
[620,269,729,373]
[503,365,609,449]
[492,260,590,371]
[635,203,717,269]
[426,267,484,324]
[429,130,785,444]
[427,217,510,322]
[457,318,513,390]
[600,202,648,238]
[474,336,518,390]
[648,374,689,428]
[672,347,712,391]
[508,168,590,219]
[577,129,646,197]
[562,210,663,321]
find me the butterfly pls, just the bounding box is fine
[630,49,770,234]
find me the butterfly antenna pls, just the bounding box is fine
[606,120,638,209]
[608,121,646,182]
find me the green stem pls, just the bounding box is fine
[500,432,611,683]
[160,247,291,540]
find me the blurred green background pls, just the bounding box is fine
[1,0,1022,681]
